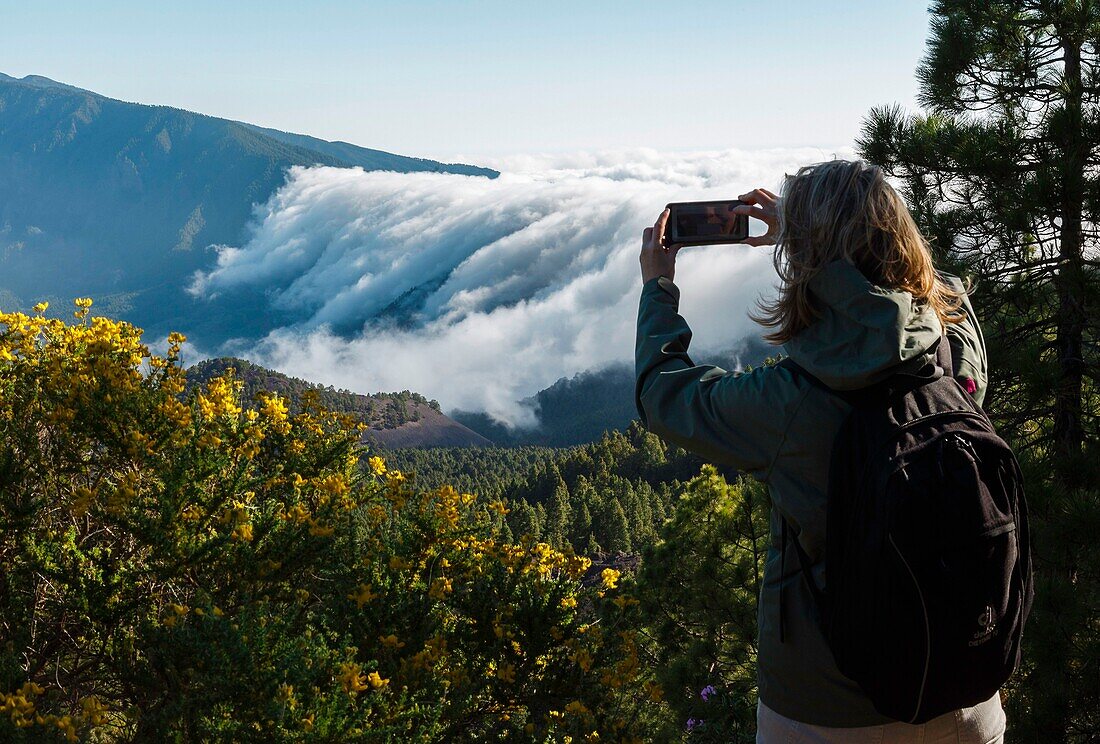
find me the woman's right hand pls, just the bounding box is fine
[734,188,780,247]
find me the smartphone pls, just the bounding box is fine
[664,200,749,246]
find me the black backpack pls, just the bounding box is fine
[778,342,1033,724]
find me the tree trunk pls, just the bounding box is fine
[1053,29,1087,484]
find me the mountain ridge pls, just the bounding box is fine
[0,73,496,177]
[0,72,497,344]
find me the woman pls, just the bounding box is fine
[635,159,1005,742]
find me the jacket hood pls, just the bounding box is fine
[783,260,943,390]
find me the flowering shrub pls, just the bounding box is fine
[0,302,660,741]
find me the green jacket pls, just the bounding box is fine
[634,259,987,726]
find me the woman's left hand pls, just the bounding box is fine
[640,209,680,284]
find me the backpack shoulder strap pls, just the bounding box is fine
[778,340,951,408]
[782,517,826,610]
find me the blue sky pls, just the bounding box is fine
[1,1,932,160]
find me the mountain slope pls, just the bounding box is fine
[187,357,491,448]
[0,73,497,341]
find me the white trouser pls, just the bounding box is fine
[756,693,1006,744]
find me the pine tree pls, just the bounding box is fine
[604,498,631,554]
[858,3,1100,737]
[509,501,541,543]
[636,467,770,737]
[499,518,515,544]
[585,533,603,557]
[569,500,593,552]
[545,476,571,550]
[533,503,547,542]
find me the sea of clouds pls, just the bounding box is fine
[187,146,852,426]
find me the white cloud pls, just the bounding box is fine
[189,146,854,425]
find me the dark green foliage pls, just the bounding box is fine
[634,466,770,743]
[545,477,572,550]
[599,499,632,554]
[385,422,723,557]
[858,3,1100,738]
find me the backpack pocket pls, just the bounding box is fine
[901,434,1022,715]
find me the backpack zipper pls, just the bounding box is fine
[889,533,930,724]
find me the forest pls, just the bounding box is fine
[385,424,719,557]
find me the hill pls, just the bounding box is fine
[187,357,491,448]
[0,72,497,342]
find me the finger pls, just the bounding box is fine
[642,227,653,248]
[731,204,775,223]
[654,208,670,246]
[738,188,778,206]
[748,188,777,206]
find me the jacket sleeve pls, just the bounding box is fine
[634,276,803,480]
[940,273,989,407]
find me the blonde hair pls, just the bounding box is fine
[752,159,965,344]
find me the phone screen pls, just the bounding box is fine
[666,200,748,244]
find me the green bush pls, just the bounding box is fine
[0,302,662,742]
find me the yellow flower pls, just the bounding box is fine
[367,671,389,690]
[600,568,620,589]
[308,520,334,537]
[32,302,48,314]
[560,595,578,609]
[301,714,315,731]
[428,576,452,600]
[388,556,413,571]
[367,456,387,475]
[565,700,590,717]
[337,662,369,695]
[231,523,254,542]
[379,634,405,650]
[73,297,93,319]
[316,473,350,496]
[79,695,109,726]
[276,683,297,710]
[496,663,516,683]
[283,503,310,524]
[348,583,378,608]
[260,393,289,422]
[570,648,594,672]
[180,504,203,521]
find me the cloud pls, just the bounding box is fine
[189,146,853,426]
